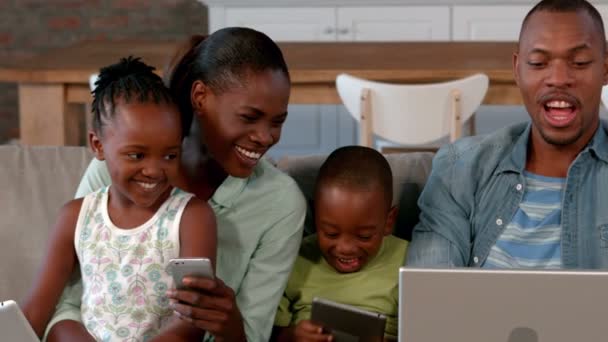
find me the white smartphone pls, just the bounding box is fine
[168,258,214,289]
[0,300,40,342]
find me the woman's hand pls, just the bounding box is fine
[166,277,246,341]
[294,320,332,342]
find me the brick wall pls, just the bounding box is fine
[0,0,208,143]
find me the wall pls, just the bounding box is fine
[0,0,208,143]
[200,0,608,6]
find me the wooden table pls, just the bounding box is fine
[0,40,521,146]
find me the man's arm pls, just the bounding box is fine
[406,145,473,267]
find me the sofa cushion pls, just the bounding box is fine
[276,152,434,241]
[0,145,92,303]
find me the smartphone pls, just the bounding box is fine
[168,258,214,289]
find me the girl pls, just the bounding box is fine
[23,56,217,341]
[46,28,306,342]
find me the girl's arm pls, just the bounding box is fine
[22,199,85,339]
[151,196,217,341]
[45,158,111,341]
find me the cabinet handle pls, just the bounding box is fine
[338,27,350,35]
[323,27,335,34]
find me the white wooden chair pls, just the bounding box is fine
[89,74,98,92]
[601,85,608,110]
[84,74,99,146]
[335,73,489,150]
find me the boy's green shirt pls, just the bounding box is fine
[275,234,408,338]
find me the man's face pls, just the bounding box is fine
[514,10,608,149]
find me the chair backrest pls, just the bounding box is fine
[0,145,93,302]
[89,74,98,91]
[276,151,434,241]
[336,73,489,147]
[83,73,99,145]
[602,85,608,110]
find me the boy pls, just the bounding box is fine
[273,146,408,341]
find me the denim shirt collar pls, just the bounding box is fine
[495,123,531,175]
[496,121,608,175]
[587,121,608,164]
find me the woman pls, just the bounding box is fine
[45,27,306,342]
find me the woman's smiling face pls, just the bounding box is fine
[193,69,290,178]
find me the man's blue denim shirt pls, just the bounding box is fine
[407,121,608,268]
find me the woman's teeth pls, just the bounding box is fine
[236,146,261,160]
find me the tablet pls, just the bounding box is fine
[311,297,386,342]
[0,300,39,342]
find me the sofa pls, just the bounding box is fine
[0,145,434,304]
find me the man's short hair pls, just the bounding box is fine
[520,0,606,49]
[315,146,393,208]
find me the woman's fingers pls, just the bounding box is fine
[181,276,217,291]
[171,302,228,322]
[174,312,225,336]
[166,276,245,340]
[170,300,240,337]
[168,289,233,312]
[180,276,233,296]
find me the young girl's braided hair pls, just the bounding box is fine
[91,56,175,136]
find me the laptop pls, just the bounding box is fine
[399,268,608,342]
[0,300,39,341]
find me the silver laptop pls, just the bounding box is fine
[399,268,608,342]
[0,300,39,341]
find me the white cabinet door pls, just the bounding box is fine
[222,7,336,41]
[594,5,608,33]
[219,7,344,157]
[452,6,533,41]
[337,6,450,41]
[453,5,608,41]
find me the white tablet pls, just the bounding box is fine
[311,297,386,342]
[0,300,39,341]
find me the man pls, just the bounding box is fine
[407,0,608,269]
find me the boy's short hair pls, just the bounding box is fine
[315,146,393,207]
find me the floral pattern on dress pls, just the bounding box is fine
[76,187,193,342]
